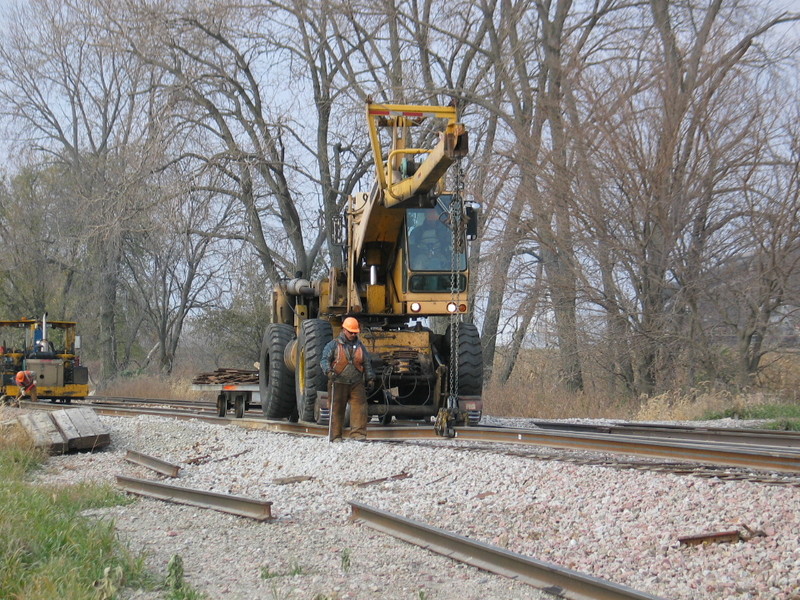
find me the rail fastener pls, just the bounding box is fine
[116,475,273,521]
[349,502,667,600]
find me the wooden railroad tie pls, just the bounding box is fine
[16,407,110,454]
[192,367,258,385]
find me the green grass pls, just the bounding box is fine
[166,554,208,600]
[701,403,800,421]
[699,403,800,430]
[758,418,800,431]
[340,547,352,573]
[0,427,153,600]
[260,560,304,580]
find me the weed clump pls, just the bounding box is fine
[0,421,152,600]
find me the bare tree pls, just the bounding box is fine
[2,0,799,397]
[121,175,236,373]
[582,0,800,394]
[0,165,82,317]
[0,0,169,378]
[466,0,621,390]
[95,0,377,286]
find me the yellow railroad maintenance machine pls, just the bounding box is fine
[0,314,89,403]
[259,100,483,436]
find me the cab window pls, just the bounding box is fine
[406,206,466,272]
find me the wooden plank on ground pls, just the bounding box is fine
[53,408,110,451]
[17,412,67,454]
[51,410,80,441]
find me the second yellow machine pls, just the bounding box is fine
[0,314,89,403]
[259,100,483,434]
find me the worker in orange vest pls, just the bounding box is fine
[15,370,38,404]
[320,317,375,442]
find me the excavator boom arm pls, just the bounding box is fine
[366,102,468,208]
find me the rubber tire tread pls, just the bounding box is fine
[295,319,333,422]
[260,323,296,419]
[444,322,483,396]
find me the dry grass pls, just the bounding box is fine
[487,347,800,421]
[633,389,779,421]
[93,349,800,422]
[754,351,800,399]
[484,379,787,422]
[482,381,636,420]
[0,408,38,452]
[95,376,211,401]
[486,347,637,419]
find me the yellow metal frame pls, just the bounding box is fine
[0,318,88,400]
[3,382,89,399]
[0,318,79,350]
[366,101,467,208]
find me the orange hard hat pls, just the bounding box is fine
[15,371,26,384]
[342,317,360,333]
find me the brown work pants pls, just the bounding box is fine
[329,380,367,440]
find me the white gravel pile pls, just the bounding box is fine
[31,414,800,600]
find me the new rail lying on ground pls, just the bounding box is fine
[114,465,666,599]
[350,502,667,600]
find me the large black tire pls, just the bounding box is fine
[444,322,483,396]
[294,319,333,422]
[259,323,296,419]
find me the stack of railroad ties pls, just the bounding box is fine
[191,368,258,385]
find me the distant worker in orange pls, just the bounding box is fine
[15,370,38,404]
[320,317,375,442]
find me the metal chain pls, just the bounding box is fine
[448,164,465,410]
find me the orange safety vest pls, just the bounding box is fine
[330,341,366,375]
[16,371,36,391]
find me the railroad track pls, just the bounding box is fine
[527,418,800,449]
[30,398,800,476]
[27,398,795,599]
[84,395,800,448]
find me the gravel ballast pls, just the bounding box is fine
[29,413,800,600]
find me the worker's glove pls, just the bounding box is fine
[327,370,336,381]
[366,379,376,392]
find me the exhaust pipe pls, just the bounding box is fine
[40,312,48,351]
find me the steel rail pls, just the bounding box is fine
[349,502,666,600]
[366,425,800,473]
[34,404,800,474]
[526,420,800,449]
[82,396,800,447]
[124,450,181,477]
[85,396,800,448]
[115,475,273,521]
[91,395,212,407]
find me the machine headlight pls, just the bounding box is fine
[410,302,422,312]
[447,302,458,313]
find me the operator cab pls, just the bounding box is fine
[405,195,467,293]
